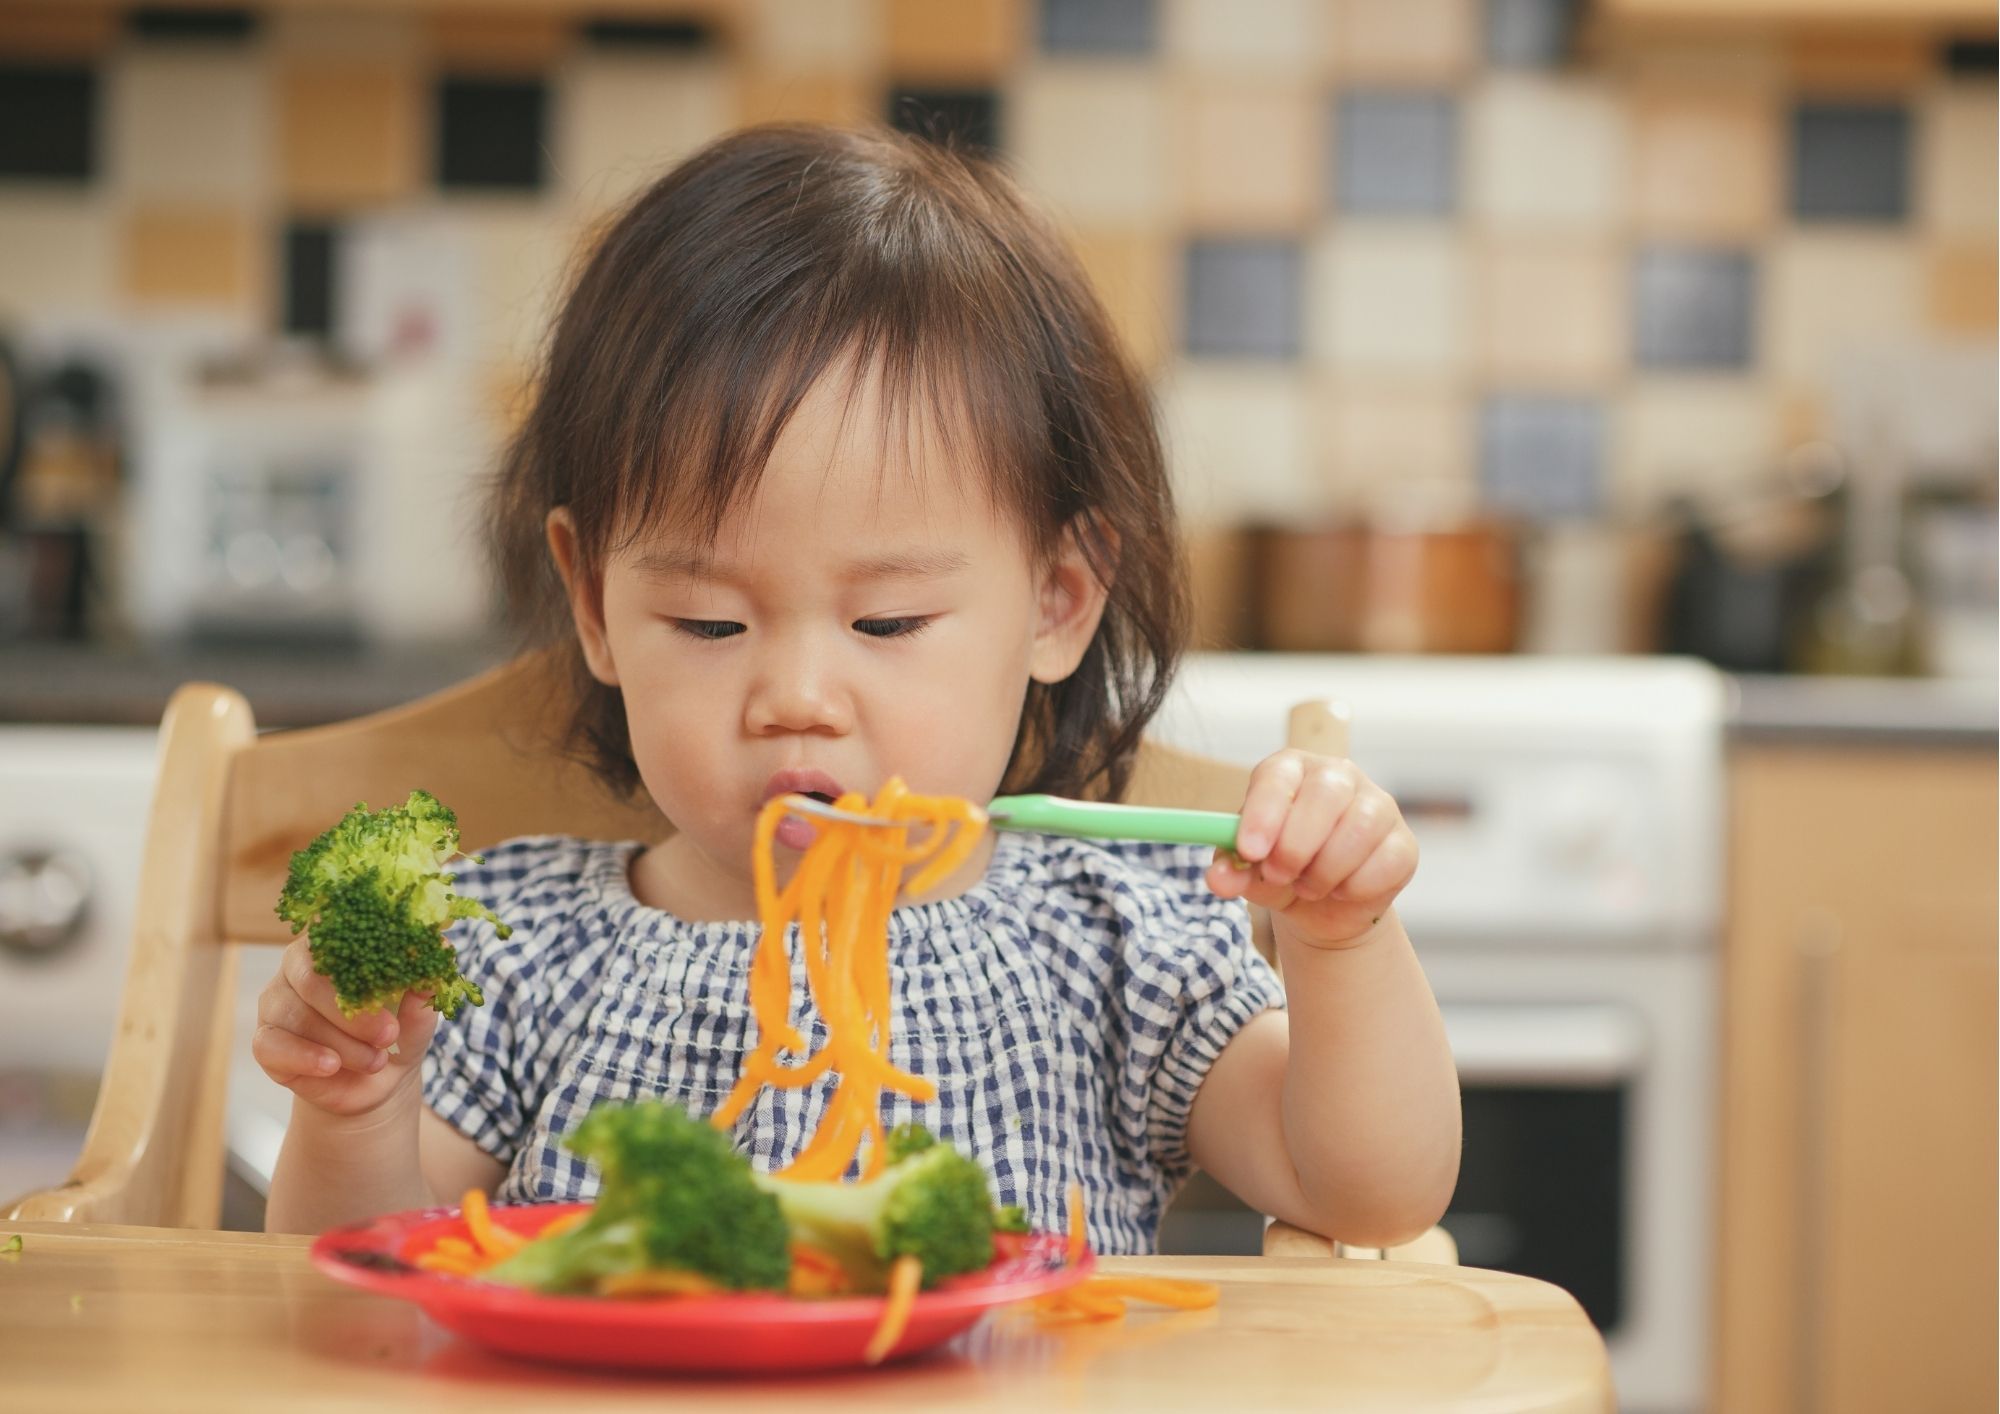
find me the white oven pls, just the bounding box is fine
[1153,653,1725,1414]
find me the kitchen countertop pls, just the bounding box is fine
[2,642,1994,746]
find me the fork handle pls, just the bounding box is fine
[986,795,1241,849]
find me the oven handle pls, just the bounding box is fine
[1440,1002,1649,1086]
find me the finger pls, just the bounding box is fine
[1259,762,1357,887]
[284,937,400,1046]
[253,1023,351,1085]
[259,991,389,1074]
[1233,753,1308,865]
[386,989,442,1063]
[1298,793,1398,900]
[1333,830,1420,903]
[1206,849,1253,899]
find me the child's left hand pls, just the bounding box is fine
[1205,750,1418,949]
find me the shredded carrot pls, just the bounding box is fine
[864,1255,925,1364]
[1065,1182,1088,1266]
[788,1244,854,1298]
[536,1211,591,1241]
[460,1188,526,1260]
[1076,1276,1219,1310]
[597,1269,719,1299]
[713,779,986,1181]
[431,1236,477,1260]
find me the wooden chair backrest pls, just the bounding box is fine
[6,655,1371,1240]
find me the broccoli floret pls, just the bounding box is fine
[485,1101,792,1294]
[757,1137,996,1290]
[992,1204,1029,1234]
[884,1122,937,1163]
[274,789,506,1018]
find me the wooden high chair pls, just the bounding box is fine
[5,654,1455,1265]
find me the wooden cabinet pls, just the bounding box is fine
[1606,0,1994,21]
[1718,744,1996,1414]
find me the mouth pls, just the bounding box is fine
[761,768,847,810]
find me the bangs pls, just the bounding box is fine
[531,130,1068,570]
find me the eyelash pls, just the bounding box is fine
[669,617,934,642]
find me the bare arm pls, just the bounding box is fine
[1188,910,1460,1248]
[1186,750,1461,1248]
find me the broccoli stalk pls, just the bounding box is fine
[485,1102,792,1294]
[274,789,506,1019]
[756,1131,997,1291]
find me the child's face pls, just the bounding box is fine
[550,361,1108,911]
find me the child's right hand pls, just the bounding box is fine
[252,936,441,1118]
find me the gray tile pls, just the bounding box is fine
[1791,102,1911,222]
[1485,0,1581,68]
[1334,92,1457,216]
[1633,247,1756,369]
[1183,239,1303,359]
[1479,395,1604,520]
[1039,0,1155,55]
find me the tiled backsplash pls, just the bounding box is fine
[0,0,1992,529]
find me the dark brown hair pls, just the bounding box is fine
[488,124,1188,802]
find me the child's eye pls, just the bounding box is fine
[853,616,933,640]
[672,619,746,641]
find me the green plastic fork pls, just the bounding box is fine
[782,792,1242,851]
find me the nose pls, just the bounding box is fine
[743,640,853,738]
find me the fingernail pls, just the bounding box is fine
[1237,833,1265,857]
[368,1050,388,1073]
[316,1052,338,1074]
[376,1020,398,1045]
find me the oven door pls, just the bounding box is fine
[1440,1002,1647,1336]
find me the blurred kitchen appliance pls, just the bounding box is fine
[1151,653,1725,1414]
[0,726,156,1206]
[1255,523,1522,653]
[124,351,491,646]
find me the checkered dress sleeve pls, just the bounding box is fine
[421,837,617,1164]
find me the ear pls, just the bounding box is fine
[546,508,620,687]
[1028,515,1115,685]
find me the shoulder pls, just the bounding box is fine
[447,835,632,977]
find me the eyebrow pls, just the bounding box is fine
[630,548,971,584]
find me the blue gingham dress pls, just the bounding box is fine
[422,830,1285,1254]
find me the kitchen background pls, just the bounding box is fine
[0,4,1993,1414]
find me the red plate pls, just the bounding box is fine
[310,1201,1090,1373]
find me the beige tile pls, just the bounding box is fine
[1467,77,1626,231]
[109,49,268,203]
[1158,362,1315,524]
[1765,234,1923,384]
[0,196,113,317]
[1068,228,1175,374]
[121,205,259,312]
[0,3,116,56]
[557,56,735,212]
[1612,380,1778,514]
[1176,82,1318,232]
[1010,66,1168,223]
[268,9,420,58]
[885,0,1020,82]
[1928,246,1998,334]
[1475,239,1623,384]
[1787,30,1930,92]
[1310,379,1474,516]
[278,60,422,210]
[1629,84,1781,239]
[1308,226,1466,373]
[750,0,882,73]
[1606,35,1783,88]
[1921,84,1998,236]
[428,11,569,70]
[740,70,877,127]
[1164,0,1325,74]
[434,203,583,367]
[1328,0,1475,81]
